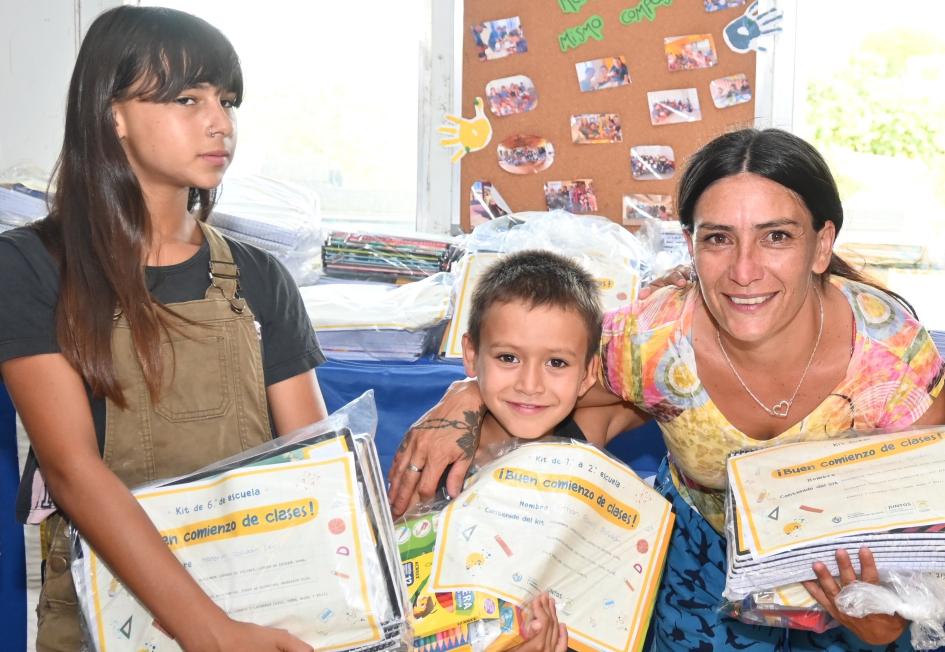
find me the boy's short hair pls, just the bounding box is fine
[466,250,602,363]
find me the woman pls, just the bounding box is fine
[0,7,326,650]
[389,129,945,651]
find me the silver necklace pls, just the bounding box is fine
[716,288,824,418]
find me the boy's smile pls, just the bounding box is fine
[463,300,598,441]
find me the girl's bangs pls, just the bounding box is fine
[118,10,243,105]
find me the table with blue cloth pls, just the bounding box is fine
[317,356,666,479]
[0,356,665,651]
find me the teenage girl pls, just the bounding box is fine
[0,7,326,651]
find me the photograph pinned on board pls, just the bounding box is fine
[471,16,528,61]
[623,194,677,224]
[469,181,512,228]
[544,179,598,214]
[664,34,719,71]
[704,0,747,11]
[575,56,631,92]
[630,146,676,181]
[647,88,702,125]
[497,135,555,175]
[570,113,623,145]
[485,75,538,116]
[710,73,753,108]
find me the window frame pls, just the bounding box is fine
[416,0,463,235]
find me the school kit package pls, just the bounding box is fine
[71,392,409,652]
[402,438,674,652]
[723,426,945,633]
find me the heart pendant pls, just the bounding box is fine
[770,401,790,418]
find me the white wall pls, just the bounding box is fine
[0,0,119,175]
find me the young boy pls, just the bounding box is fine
[455,249,607,652]
[461,249,607,465]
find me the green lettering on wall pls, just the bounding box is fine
[558,14,605,52]
[619,0,673,26]
[558,0,590,13]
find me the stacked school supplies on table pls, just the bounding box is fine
[0,183,46,233]
[208,175,323,285]
[835,242,926,268]
[301,273,452,361]
[407,438,673,652]
[723,427,945,629]
[322,231,460,283]
[931,330,945,358]
[443,211,653,358]
[71,393,410,652]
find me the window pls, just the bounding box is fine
[141,0,439,231]
[777,0,945,328]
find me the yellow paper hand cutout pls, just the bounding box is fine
[438,97,493,163]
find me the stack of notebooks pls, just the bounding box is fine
[209,175,322,285]
[73,395,409,651]
[322,231,460,283]
[301,275,452,361]
[724,428,945,604]
[931,330,945,358]
[0,184,47,233]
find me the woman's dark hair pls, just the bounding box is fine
[676,128,915,315]
[35,6,243,406]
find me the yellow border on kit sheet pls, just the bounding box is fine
[432,443,674,652]
[728,437,945,557]
[88,454,382,651]
[443,252,501,357]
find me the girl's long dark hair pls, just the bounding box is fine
[676,128,915,316]
[35,6,243,406]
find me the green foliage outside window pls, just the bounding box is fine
[805,28,945,202]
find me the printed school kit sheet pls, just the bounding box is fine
[73,428,406,652]
[430,440,674,652]
[725,428,945,600]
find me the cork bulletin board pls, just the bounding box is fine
[459,0,759,232]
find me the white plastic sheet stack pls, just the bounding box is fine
[724,428,945,602]
[0,185,47,233]
[209,175,323,285]
[300,273,453,361]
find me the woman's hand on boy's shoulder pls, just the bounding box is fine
[637,264,694,300]
[388,378,486,517]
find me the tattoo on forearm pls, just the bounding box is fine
[412,407,486,461]
[456,408,486,460]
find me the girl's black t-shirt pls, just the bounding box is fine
[0,222,325,521]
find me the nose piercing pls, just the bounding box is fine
[207,126,218,137]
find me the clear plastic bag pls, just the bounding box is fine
[837,572,945,651]
[721,425,945,633]
[209,174,323,285]
[300,271,454,361]
[398,436,674,651]
[0,165,50,232]
[71,391,410,652]
[459,210,654,309]
[720,586,837,633]
[321,230,459,284]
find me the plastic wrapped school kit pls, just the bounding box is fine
[71,392,409,652]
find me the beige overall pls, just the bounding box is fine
[37,223,273,651]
